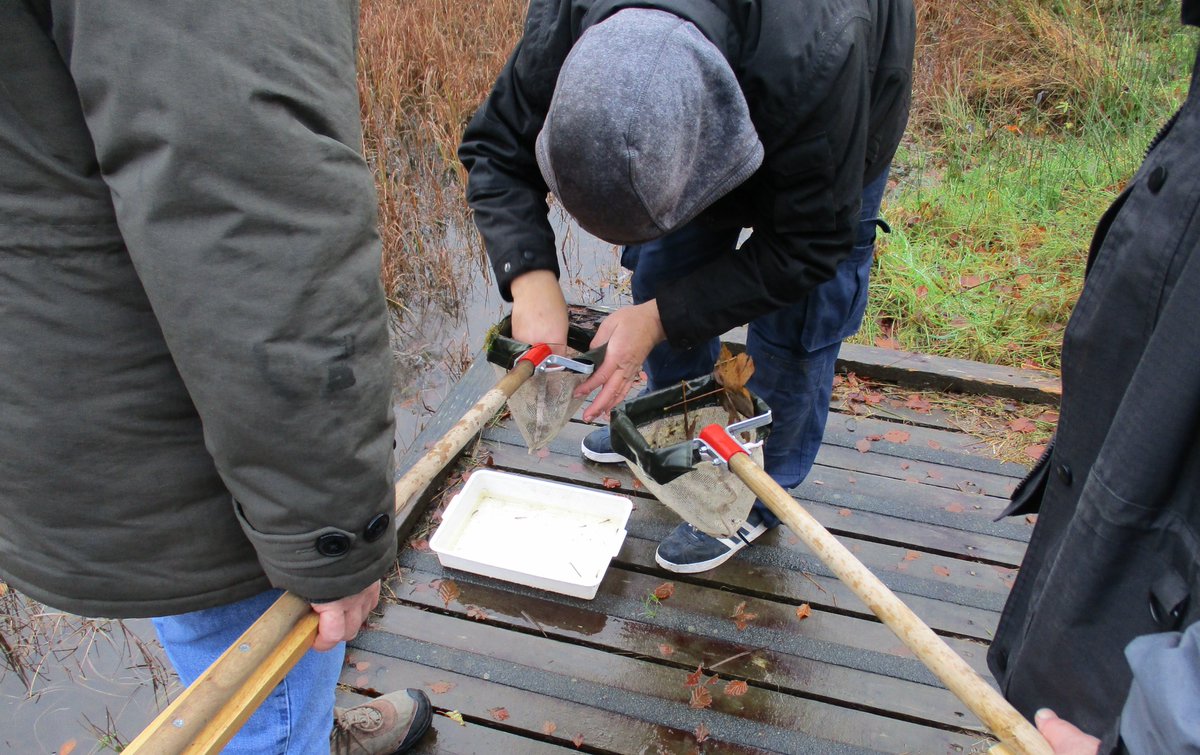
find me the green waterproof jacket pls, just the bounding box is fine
[0,0,398,618]
[459,0,915,349]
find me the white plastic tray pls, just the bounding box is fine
[429,469,632,599]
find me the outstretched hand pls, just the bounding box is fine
[1035,709,1101,755]
[310,579,381,651]
[575,301,666,421]
[510,270,569,354]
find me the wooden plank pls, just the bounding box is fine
[355,603,988,754]
[489,418,1025,496]
[336,689,578,754]
[393,352,498,539]
[820,413,1032,477]
[394,557,992,715]
[812,443,1020,502]
[340,654,767,754]
[720,325,1060,404]
[836,343,1061,406]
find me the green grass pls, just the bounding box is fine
[858,8,1198,371]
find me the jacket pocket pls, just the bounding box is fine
[234,502,357,570]
[800,238,874,352]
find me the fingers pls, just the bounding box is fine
[310,580,382,652]
[313,608,347,652]
[583,366,636,421]
[1035,709,1101,755]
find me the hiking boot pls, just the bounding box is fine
[331,689,432,755]
[581,425,625,463]
[655,508,772,573]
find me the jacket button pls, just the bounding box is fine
[1147,166,1167,194]
[522,250,535,260]
[364,513,391,543]
[1056,464,1073,486]
[315,533,351,557]
[502,262,512,273]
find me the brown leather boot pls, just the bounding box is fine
[330,689,432,754]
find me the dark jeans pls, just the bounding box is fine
[622,169,890,525]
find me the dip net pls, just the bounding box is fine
[609,375,771,537]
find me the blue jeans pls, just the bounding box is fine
[623,170,890,525]
[152,589,344,754]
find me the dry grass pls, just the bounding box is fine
[912,0,1175,130]
[357,0,526,307]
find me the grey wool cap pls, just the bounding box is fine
[535,9,764,245]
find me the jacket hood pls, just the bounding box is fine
[534,8,763,245]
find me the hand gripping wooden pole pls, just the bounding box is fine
[124,351,544,754]
[698,424,1052,755]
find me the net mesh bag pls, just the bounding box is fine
[485,313,605,452]
[609,375,771,537]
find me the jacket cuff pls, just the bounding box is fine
[234,497,397,601]
[493,247,560,301]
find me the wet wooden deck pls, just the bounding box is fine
[337,344,1057,754]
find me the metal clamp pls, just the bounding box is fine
[535,354,595,375]
[695,410,772,467]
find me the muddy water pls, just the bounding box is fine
[0,215,627,752]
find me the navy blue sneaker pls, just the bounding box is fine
[581,425,625,463]
[654,508,772,573]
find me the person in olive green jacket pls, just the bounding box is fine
[0,2,429,752]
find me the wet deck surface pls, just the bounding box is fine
[338,352,1043,754]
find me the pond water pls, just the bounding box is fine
[0,214,627,753]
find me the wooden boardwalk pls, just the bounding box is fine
[337,346,1056,754]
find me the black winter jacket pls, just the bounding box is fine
[459,0,914,347]
[988,15,1200,751]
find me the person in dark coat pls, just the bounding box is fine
[0,2,430,752]
[460,0,915,572]
[989,4,1200,752]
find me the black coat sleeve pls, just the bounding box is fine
[459,1,585,300]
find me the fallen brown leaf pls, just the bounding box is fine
[904,550,921,561]
[1026,514,1038,524]
[690,685,714,709]
[1009,417,1037,433]
[945,503,965,513]
[795,603,812,620]
[695,722,711,743]
[410,539,431,552]
[1024,444,1047,460]
[883,429,911,444]
[573,733,585,748]
[436,579,460,608]
[543,721,557,736]
[60,740,77,755]
[653,582,676,600]
[601,477,622,489]
[730,601,758,631]
[724,679,750,697]
[354,661,370,671]
[838,508,852,518]
[489,707,509,721]
[933,565,951,577]
[466,605,490,621]
[658,643,675,656]
[927,439,943,450]
[906,394,932,412]
[855,438,872,454]
[427,681,455,694]
[685,663,704,687]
